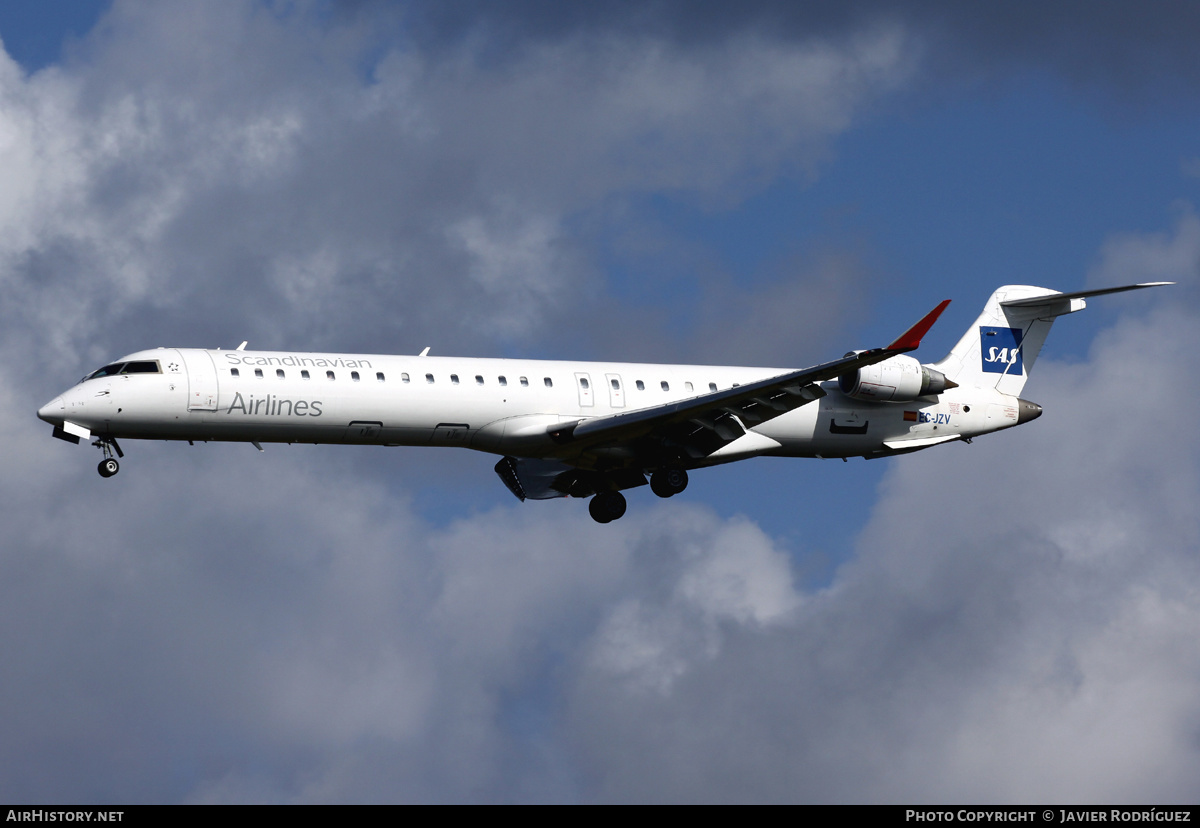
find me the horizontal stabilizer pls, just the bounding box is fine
[1001,282,1173,309]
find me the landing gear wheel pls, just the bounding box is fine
[589,491,627,523]
[650,467,689,498]
[98,458,119,478]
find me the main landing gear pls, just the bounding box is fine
[588,467,690,523]
[650,467,688,498]
[589,491,627,524]
[94,437,123,478]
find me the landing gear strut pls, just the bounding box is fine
[94,437,123,478]
[589,490,627,524]
[650,467,688,498]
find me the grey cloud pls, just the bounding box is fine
[1,0,909,391]
[393,1,1200,100]
[561,295,1200,803]
[5,0,1199,805]
[0,405,809,802]
[1089,204,1200,309]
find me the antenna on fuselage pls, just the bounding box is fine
[236,341,248,351]
[419,347,431,356]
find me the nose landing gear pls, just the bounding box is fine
[94,437,124,478]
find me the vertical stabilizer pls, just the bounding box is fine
[933,286,1072,395]
[933,282,1170,395]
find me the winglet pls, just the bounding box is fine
[886,299,951,352]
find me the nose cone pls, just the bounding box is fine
[1016,398,1043,424]
[38,396,64,425]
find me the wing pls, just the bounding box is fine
[544,299,951,466]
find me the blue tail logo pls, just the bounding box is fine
[980,326,1024,374]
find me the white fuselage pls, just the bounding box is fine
[39,347,1029,465]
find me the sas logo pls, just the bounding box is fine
[980,326,1024,374]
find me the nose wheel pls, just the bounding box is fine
[93,437,124,478]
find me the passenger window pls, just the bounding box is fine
[351,371,360,382]
[661,381,669,392]
[520,377,529,387]
[636,380,644,391]
[498,376,507,386]
[709,382,717,392]
[426,373,434,383]
[376,372,385,382]
[611,379,619,390]
[451,374,459,385]
[475,375,484,385]
[301,370,310,380]
[255,369,263,378]
[580,378,589,389]
[544,377,553,388]
[402,373,410,383]
[230,368,240,378]
[277,369,285,379]
[327,371,335,380]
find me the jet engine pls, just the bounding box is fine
[838,355,955,402]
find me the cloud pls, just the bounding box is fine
[396,1,1200,101]
[17,286,1196,803]
[0,411,811,802]
[558,291,1200,803]
[1089,204,1200,297]
[0,0,913,383]
[3,0,1199,805]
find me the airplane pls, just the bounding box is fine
[37,282,1169,523]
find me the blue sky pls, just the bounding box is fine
[0,2,107,70]
[3,0,1200,804]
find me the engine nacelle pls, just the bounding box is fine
[838,355,955,402]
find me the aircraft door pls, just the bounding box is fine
[179,349,219,411]
[606,374,625,408]
[575,373,594,407]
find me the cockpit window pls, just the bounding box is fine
[85,363,125,380]
[84,360,161,381]
[122,361,160,374]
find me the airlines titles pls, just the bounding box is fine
[223,353,372,369]
[226,392,323,417]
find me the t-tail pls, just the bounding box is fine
[932,282,1172,394]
